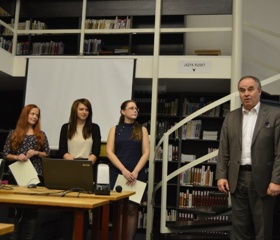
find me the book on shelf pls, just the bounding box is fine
[0,37,12,53]
[179,190,228,208]
[32,41,65,55]
[114,48,129,54]
[155,144,178,162]
[137,209,147,229]
[84,39,102,55]
[85,16,131,30]
[171,98,179,116]
[179,165,213,187]
[166,209,176,222]
[178,212,194,221]
[181,120,202,140]
[181,154,196,163]
[16,41,29,55]
[168,144,173,161]
[182,97,222,117]
[195,49,221,56]
[3,19,47,34]
[202,130,218,140]
[208,147,218,163]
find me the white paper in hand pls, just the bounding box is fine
[114,174,146,204]
[9,159,40,186]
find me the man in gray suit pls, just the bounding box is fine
[216,75,280,239]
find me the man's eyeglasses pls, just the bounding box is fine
[126,107,140,112]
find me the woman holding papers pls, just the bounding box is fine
[107,100,150,240]
[3,104,50,240]
[58,98,101,240]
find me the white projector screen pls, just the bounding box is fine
[25,58,135,149]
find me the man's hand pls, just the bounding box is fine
[217,179,230,193]
[267,182,280,196]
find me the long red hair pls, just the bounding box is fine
[11,104,45,152]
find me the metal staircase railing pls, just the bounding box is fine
[154,73,280,234]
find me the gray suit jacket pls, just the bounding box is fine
[216,103,280,196]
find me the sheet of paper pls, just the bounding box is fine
[9,159,40,186]
[114,174,147,204]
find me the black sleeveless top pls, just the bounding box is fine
[109,122,146,190]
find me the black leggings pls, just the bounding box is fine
[8,207,38,240]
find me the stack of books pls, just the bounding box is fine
[202,130,218,140]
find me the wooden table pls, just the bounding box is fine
[0,193,109,240]
[0,186,135,240]
[0,223,14,236]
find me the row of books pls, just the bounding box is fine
[16,42,29,55]
[181,120,202,140]
[84,38,102,55]
[177,212,194,221]
[158,98,179,116]
[2,19,47,35]
[182,97,224,117]
[180,147,218,163]
[202,130,218,140]
[141,120,179,139]
[2,40,65,55]
[137,209,147,229]
[208,147,218,163]
[179,165,214,186]
[31,41,65,55]
[179,190,228,208]
[166,209,177,222]
[177,213,229,223]
[157,121,179,138]
[155,144,179,161]
[134,97,179,116]
[0,37,12,53]
[85,17,131,29]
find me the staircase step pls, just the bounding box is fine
[179,206,231,216]
[167,218,231,230]
[152,231,230,240]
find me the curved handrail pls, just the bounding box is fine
[154,73,280,234]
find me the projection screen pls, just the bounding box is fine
[25,58,135,149]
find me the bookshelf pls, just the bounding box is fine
[0,1,234,239]
[134,91,230,232]
[0,0,231,57]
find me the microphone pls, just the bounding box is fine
[115,185,122,193]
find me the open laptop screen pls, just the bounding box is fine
[42,158,94,192]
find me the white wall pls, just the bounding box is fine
[184,2,280,95]
[242,0,280,94]
[184,15,232,56]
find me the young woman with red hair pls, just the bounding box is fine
[3,104,50,240]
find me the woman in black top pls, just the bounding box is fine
[107,100,150,240]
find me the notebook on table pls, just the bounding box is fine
[42,158,94,192]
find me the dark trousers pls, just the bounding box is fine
[230,170,276,240]
[7,207,38,240]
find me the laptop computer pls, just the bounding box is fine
[42,158,94,192]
